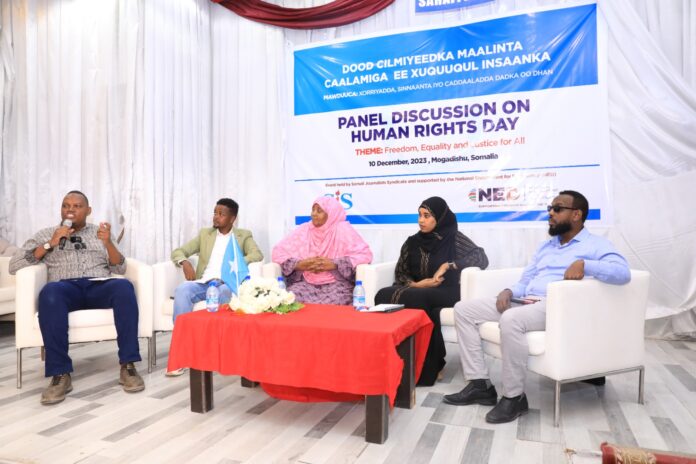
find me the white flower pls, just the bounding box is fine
[228,277,298,314]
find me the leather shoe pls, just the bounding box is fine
[119,362,145,393]
[41,373,73,405]
[485,393,529,423]
[582,376,606,386]
[443,381,497,406]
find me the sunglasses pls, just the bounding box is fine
[546,205,577,213]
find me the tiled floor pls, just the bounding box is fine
[0,321,694,464]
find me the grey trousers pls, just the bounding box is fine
[453,297,546,397]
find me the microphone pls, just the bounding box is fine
[58,219,73,250]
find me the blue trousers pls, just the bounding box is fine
[38,278,142,377]
[172,281,231,323]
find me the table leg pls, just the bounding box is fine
[395,335,415,409]
[241,377,259,388]
[364,334,416,444]
[190,369,213,413]
[365,394,389,444]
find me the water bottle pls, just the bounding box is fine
[277,276,286,291]
[206,281,219,312]
[353,280,366,311]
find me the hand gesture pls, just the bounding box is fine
[50,224,74,249]
[181,260,196,281]
[97,222,112,245]
[296,257,318,271]
[496,289,513,313]
[311,257,337,272]
[564,259,585,280]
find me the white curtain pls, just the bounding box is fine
[0,0,141,248]
[1,0,695,334]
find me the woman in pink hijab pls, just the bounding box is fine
[272,196,373,305]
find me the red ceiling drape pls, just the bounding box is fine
[212,0,395,30]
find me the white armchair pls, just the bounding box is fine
[462,268,650,426]
[15,258,154,388]
[0,257,16,319]
[151,257,262,363]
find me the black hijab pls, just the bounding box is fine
[411,196,458,254]
[405,196,459,280]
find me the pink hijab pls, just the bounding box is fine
[272,196,373,285]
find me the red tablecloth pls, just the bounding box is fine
[168,304,433,406]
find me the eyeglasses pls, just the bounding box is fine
[546,205,577,213]
[70,236,87,250]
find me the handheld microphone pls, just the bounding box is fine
[58,219,73,250]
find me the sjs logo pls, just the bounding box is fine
[325,191,353,210]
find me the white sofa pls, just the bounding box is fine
[0,257,16,319]
[14,258,154,388]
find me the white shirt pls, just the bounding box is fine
[198,230,231,283]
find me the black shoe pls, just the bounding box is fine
[582,376,606,386]
[443,381,497,406]
[485,393,529,423]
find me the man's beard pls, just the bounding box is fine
[548,221,572,236]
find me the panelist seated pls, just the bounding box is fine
[272,196,373,305]
[444,190,631,424]
[374,196,489,387]
[9,190,144,405]
[170,198,263,322]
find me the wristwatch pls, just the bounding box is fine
[448,262,457,270]
[42,242,52,251]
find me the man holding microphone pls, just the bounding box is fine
[10,190,144,405]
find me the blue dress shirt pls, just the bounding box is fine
[509,228,631,298]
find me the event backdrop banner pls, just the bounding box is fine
[289,2,610,227]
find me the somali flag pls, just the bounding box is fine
[220,235,249,296]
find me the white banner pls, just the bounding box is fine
[289,3,610,227]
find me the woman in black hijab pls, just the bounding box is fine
[375,196,488,386]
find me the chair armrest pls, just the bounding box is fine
[543,270,650,378]
[263,262,281,280]
[15,264,47,346]
[463,268,525,299]
[124,258,153,335]
[356,261,396,307]
[248,261,263,279]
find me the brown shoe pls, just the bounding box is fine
[119,362,145,393]
[41,373,73,405]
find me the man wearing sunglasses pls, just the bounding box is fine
[9,190,145,405]
[443,190,630,424]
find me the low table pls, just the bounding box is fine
[168,304,433,443]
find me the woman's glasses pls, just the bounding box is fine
[546,205,577,213]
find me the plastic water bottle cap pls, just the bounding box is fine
[356,280,362,285]
[208,281,216,287]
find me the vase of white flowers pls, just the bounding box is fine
[228,277,302,314]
